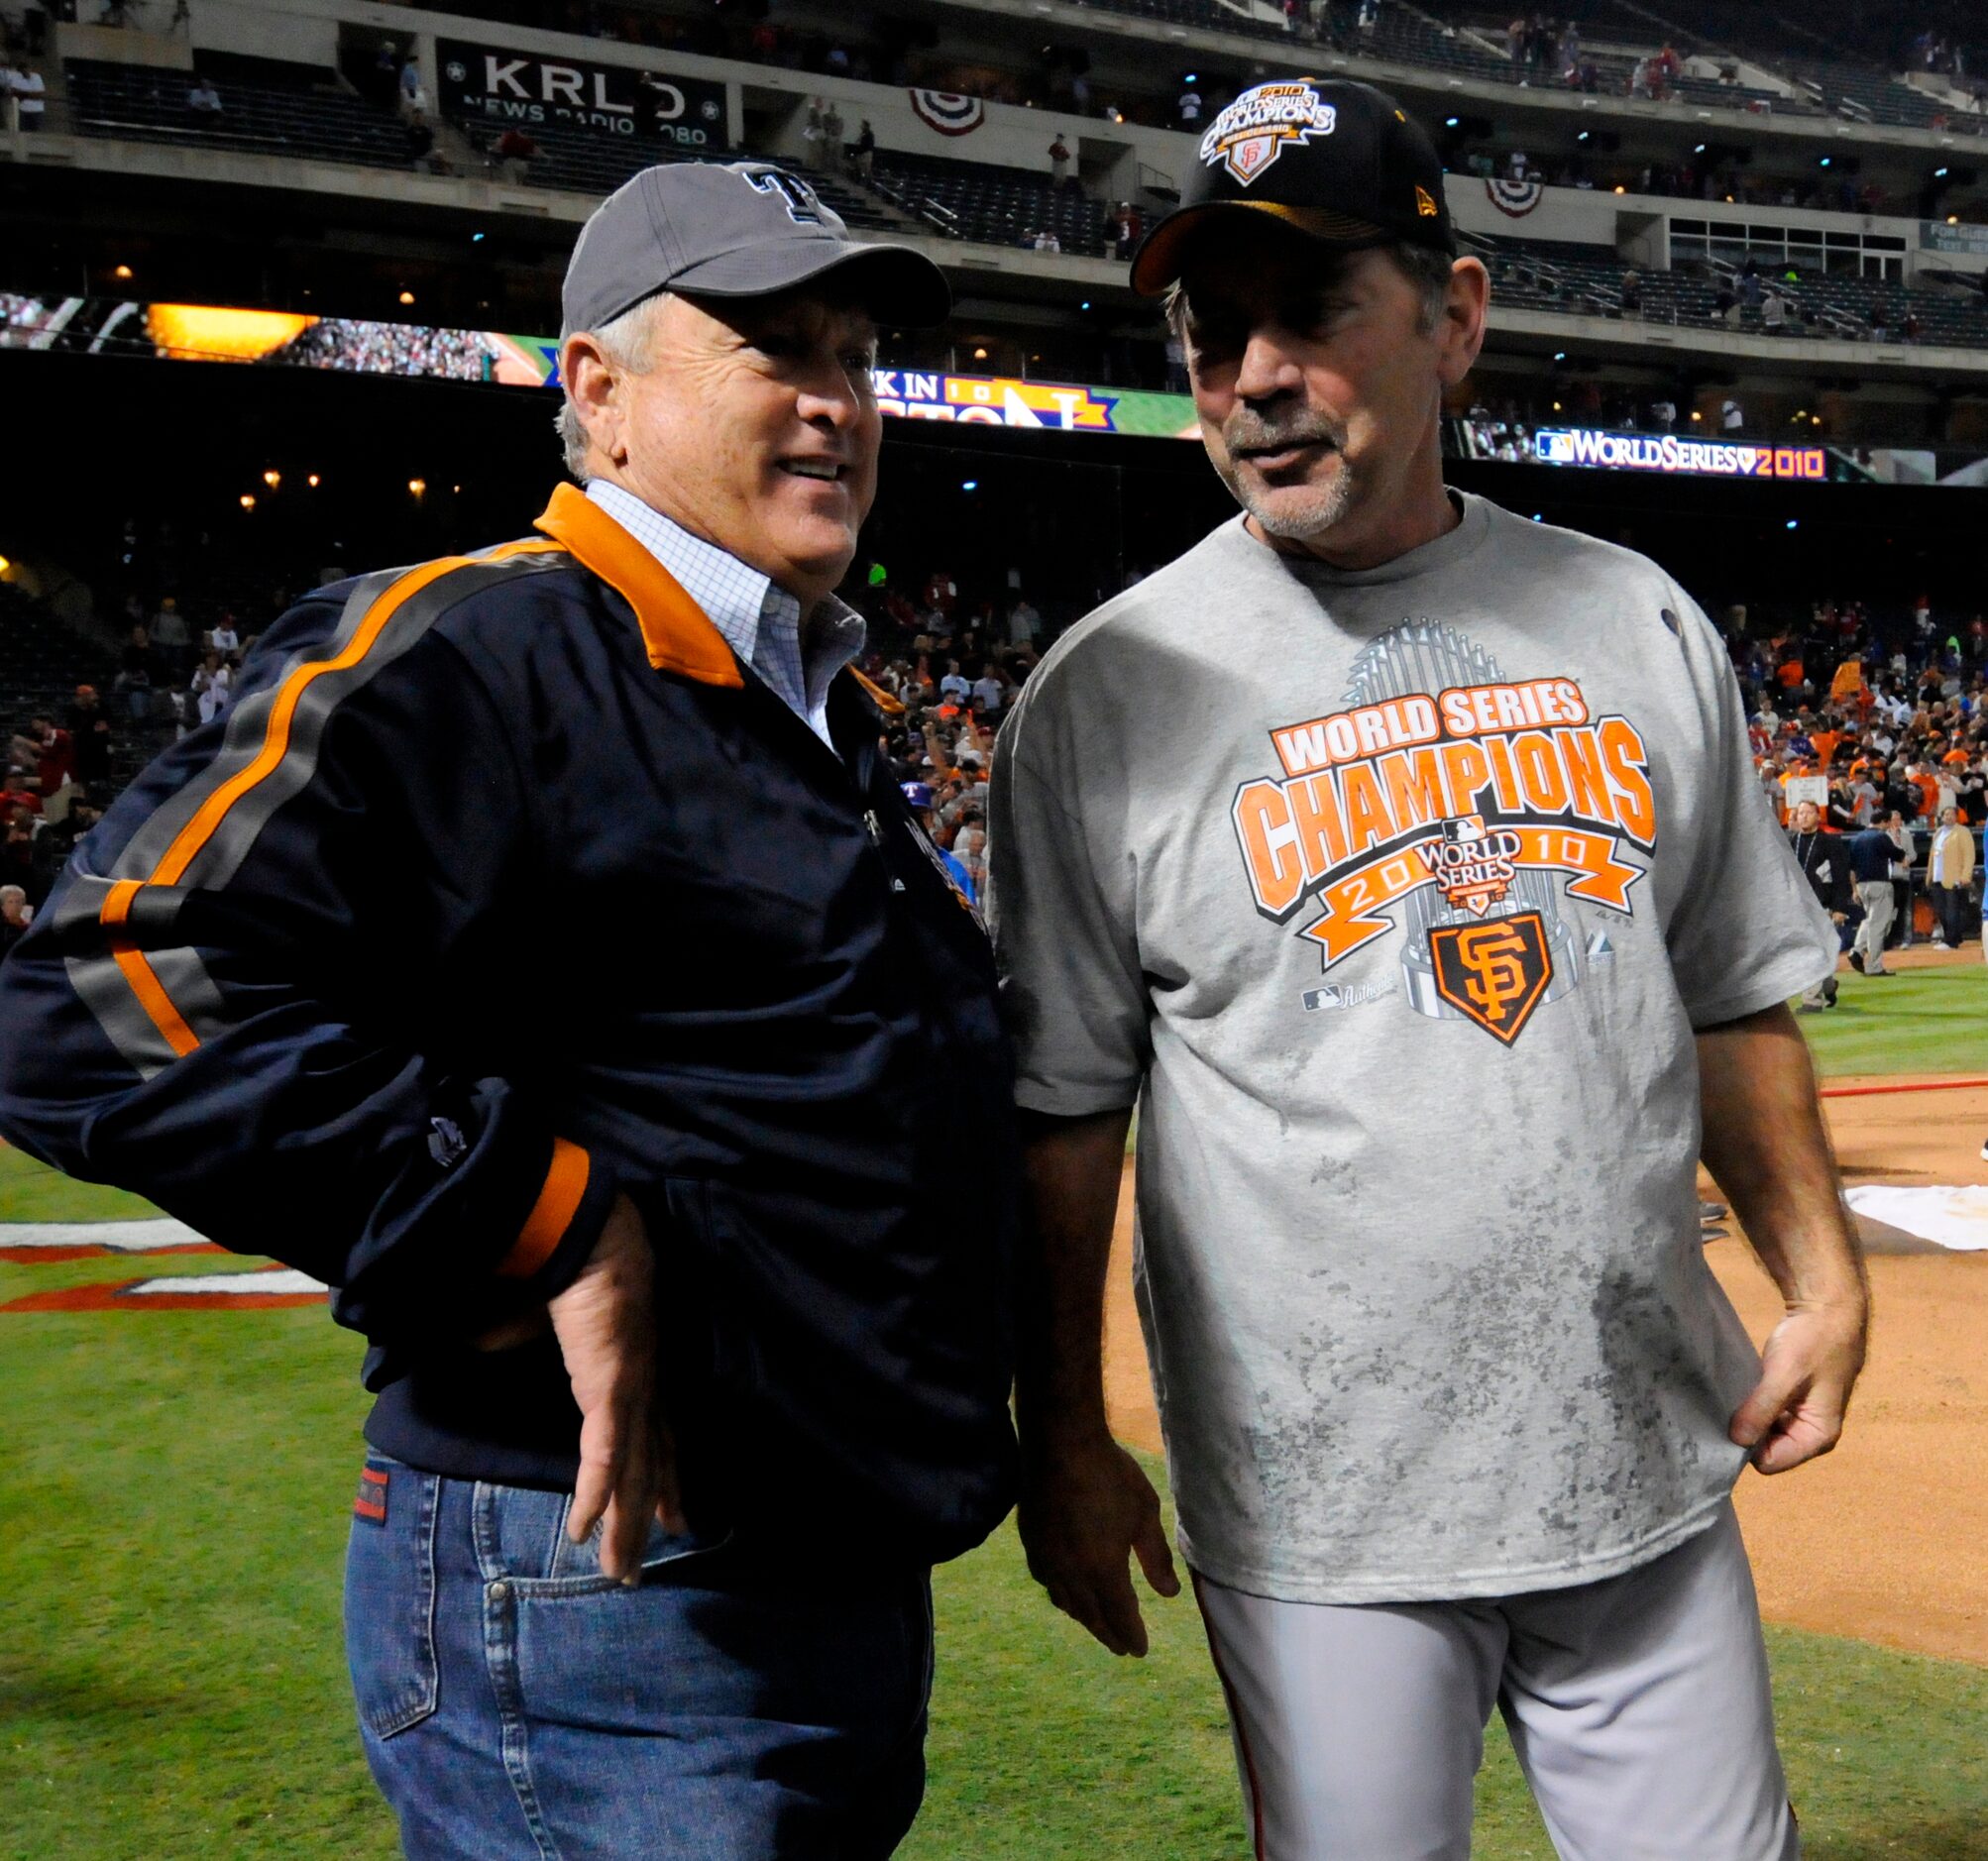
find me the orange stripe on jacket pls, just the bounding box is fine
[98,878,200,1056]
[146,537,562,890]
[497,1138,592,1279]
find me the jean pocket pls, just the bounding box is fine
[343,1454,440,1739]
[495,1484,731,1600]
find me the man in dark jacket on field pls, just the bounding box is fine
[1787,798,1846,1009]
[0,163,1018,1859]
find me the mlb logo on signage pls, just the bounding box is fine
[1536,430,1576,463]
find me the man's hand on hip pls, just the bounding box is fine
[551,1193,684,1582]
[1020,1429,1179,1657]
[1728,1298,1867,1475]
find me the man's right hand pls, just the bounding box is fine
[550,1193,683,1584]
[1019,1431,1179,1657]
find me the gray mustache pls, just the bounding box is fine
[1226,421,1344,454]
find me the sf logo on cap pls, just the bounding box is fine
[745,166,826,225]
[1198,81,1337,186]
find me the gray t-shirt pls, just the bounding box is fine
[988,494,1836,1604]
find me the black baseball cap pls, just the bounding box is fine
[1131,79,1456,296]
[561,159,950,340]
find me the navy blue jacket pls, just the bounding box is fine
[1846,827,1900,886]
[0,487,1020,1565]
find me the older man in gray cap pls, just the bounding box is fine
[0,162,1019,1858]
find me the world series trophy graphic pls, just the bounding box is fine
[1339,621,1593,1027]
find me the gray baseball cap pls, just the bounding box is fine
[560,160,950,339]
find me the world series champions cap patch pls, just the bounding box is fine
[1198,81,1337,185]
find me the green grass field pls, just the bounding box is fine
[1798,956,1988,1079]
[4,959,1985,1860]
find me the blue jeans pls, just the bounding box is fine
[345,1455,934,1859]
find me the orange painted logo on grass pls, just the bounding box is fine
[1429,911,1552,1044]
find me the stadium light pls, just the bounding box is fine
[1552,401,1562,411]
[1811,414,1822,425]
[1934,166,1949,178]
[0,556,11,574]
[407,478,427,497]
[1786,519,1799,530]
[1553,351,1567,362]
[472,232,487,243]
[1690,410,1703,422]
[1949,215,1961,226]
[973,347,988,360]
[307,474,321,488]
[1695,144,1706,154]
[1613,185,1625,194]
[113,264,133,280]
[1577,131,1590,143]
[1445,116,1460,128]
[1818,157,1831,168]
[961,480,978,492]
[263,469,280,489]
[239,493,256,511]
[398,290,416,305]
[1080,300,1091,310]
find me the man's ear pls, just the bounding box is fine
[1436,257,1491,388]
[561,332,625,468]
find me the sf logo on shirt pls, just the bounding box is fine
[1429,912,1552,1045]
[1229,621,1656,1046]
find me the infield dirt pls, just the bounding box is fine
[1101,1077,1988,1667]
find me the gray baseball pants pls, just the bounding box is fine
[1193,1502,1799,1860]
[1853,880,1894,973]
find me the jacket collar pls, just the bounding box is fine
[534,483,743,688]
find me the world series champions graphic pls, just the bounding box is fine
[1231,622,1655,1044]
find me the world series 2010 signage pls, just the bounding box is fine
[436,38,725,147]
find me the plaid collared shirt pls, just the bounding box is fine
[586,479,864,751]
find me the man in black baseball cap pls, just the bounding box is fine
[995,72,1854,1861]
[1124,77,1481,568]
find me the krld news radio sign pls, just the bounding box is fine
[437,39,724,147]
[1534,427,1825,481]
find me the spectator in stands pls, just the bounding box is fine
[6,56,45,131]
[207,613,241,659]
[1618,270,1641,316]
[1929,806,1975,948]
[821,99,845,176]
[1721,395,1744,436]
[1,769,40,822]
[495,125,539,184]
[1650,395,1677,432]
[853,119,875,180]
[1007,594,1043,649]
[187,75,222,117]
[1177,85,1203,128]
[0,883,31,960]
[1761,285,1787,333]
[149,595,191,673]
[190,648,232,726]
[114,623,157,723]
[1032,227,1061,254]
[67,686,110,788]
[970,663,1007,714]
[399,54,425,118]
[1049,133,1070,189]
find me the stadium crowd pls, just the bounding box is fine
[4,536,1982,963]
